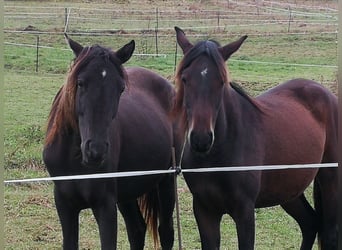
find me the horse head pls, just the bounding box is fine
[174,27,247,154]
[65,34,135,167]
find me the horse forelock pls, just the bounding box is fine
[45,45,128,146]
[173,40,229,135]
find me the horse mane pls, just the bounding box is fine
[173,40,230,133]
[45,45,127,146]
[229,81,262,111]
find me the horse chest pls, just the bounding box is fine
[184,171,260,211]
[55,179,115,207]
[184,175,229,210]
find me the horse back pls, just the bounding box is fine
[125,67,175,112]
[259,78,337,124]
[114,68,175,199]
[119,66,175,163]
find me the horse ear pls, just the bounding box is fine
[219,35,248,61]
[116,40,135,64]
[175,26,193,54]
[64,33,84,57]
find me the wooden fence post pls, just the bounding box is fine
[155,7,159,56]
[35,36,39,73]
[287,6,292,33]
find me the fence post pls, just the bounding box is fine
[256,0,260,16]
[287,6,292,33]
[155,7,159,56]
[172,147,183,250]
[35,36,39,73]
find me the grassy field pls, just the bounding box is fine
[5,178,314,250]
[4,0,338,249]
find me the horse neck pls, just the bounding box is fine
[217,85,262,142]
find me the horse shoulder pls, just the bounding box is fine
[43,132,79,176]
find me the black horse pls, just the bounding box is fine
[43,36,177,249]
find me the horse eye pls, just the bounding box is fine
[77,79,84,88]
[120,84,125,93]
[181,77,187,85]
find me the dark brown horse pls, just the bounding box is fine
[43,36,177,249]
[173,27,338,250]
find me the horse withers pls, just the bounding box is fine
[173,26,338,250]
[43,36,177,249]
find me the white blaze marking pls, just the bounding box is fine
[209,124,215,148]
[201,68,208,77]
[102,69,107,78]
[187,120,194,144]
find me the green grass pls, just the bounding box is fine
[5,178,316,249]
[4,72,62,169]
[4,0,337,249]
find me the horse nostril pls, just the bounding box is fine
[90,141,107,157]
[208,131,213,142]
[189,130,214,153]
[83,140,108,165]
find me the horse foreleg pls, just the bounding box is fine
[281,194,317,250]
[118,200,146,250]
[193,196,223,250]
[231,202,255,250]
[92,198,118,250]
[157,175,175,250]
[54,189,80,250]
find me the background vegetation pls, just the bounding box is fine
[4,0,338,249]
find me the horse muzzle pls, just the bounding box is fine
[189,130,214,154]
[82,139,109,167]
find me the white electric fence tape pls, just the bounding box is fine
[4,169,176,184]
[4,163,337,184]
[181,163,338,173]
